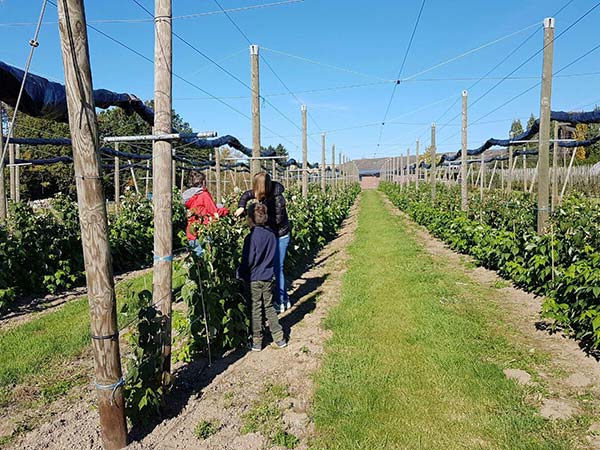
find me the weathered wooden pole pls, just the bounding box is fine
[431,123,436,202]
[480,153,485,201]
[551,122,559,210]
[508,133,514,193]
[114,154,120,211]
[180,164,185,191]
[152,0,174,378]
[415,139,420,190]
[215,148,222,203]
[56,0,127,447]
[537,17,554,234]
[145,158,150,197]
[321,132,326,191]
[301,104,308,198]
[14,145,20,203]
[331,144,336,189]
[406,147,410,187]
[250,44,261,176]
[0,104,6,221]
[271,159,276,180]
[9,144,15,201]
[461,90,468,211]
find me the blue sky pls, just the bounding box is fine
[1,0,600,164]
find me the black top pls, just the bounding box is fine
[238,181,291,238]
[238,226,277,282]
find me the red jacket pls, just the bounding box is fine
[184,189,229,240]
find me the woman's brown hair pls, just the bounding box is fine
[252,172,272,202]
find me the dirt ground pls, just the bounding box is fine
[381,193,600,448]
[8,201,360,450]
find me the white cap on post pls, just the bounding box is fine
[301,104,307,112]
[250,44,259,55]
[544,17,555,29]
[462,89,468,97]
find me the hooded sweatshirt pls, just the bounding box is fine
[183,186,229,240]
[237,181,290,238]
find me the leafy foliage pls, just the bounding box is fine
[381,182,600,352]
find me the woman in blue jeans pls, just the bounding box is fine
[235,172,291,312]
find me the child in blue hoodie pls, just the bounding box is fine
[238,202,287,351]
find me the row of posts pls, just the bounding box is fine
[384,17,556,236]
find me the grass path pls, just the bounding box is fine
[312,190,581,450]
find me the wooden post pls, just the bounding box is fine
[431,123,436,202]
[537,17,554,234]
[415,139,420,190]
[488,160,498,189]
[508,133,513,193]
[145,159,150,197]
[9,144,15,201]
[56,0,127,448]
[301,105,308,198]
[114,154,120,211]
[551,122,559,210]
[271,159,276,180]
[0,103,6,220]
[215,148,222,203]
[406,148,410,187]
[480,153,485,201]
[152,0,174,380]
[461,90,468,211]
[250,44,261,176]
[14,145,20,203]
[331,144,336,189]
[321,132,326,191]
[180,164,185,191]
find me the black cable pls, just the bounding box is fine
[376,0,426,149]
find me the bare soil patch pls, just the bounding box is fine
[8,201,359,450]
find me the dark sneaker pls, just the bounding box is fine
[248,342,262,352]
[274,340,288,349]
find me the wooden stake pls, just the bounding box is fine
[537,17,555,234]
[56,0,127,447]
[0,104,6,220]
[431,123,436,202]
[551,122,559,210]
[215,148,222,203]
[9,144,15,201]
[152,0,174,380]
[320,132,326,191]
[331,144,336,189]
[14,145,20,203]
[114,155,120,211]
[145,159,150,197]
[415,139,420,190]
[250,44,261,176]
[128,160,139,194]
[301,105,308,198]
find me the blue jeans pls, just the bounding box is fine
[189,239,204,257]
[274,234,290,304]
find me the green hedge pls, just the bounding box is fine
[380,182,600,352]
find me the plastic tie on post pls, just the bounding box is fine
[91,332,119,341]
[94,377,125,406]
[153,255,173,262]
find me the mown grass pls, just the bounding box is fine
[312,190,583,450]
[0,261,186,407]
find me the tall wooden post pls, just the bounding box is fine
[508,133,514,193]
[250,44,261,176]
[9,144,15,201]
[480,153,485,201]
[215,148,222,203]
[431,123,436,202]
[537,17,554,234]
[461,90,468,211]
[114,154,120,211]
[128,160,139,194]
[145,158,150,197]
[172,149,176,189]
[331,144,336,188]
[56,0,127,448]
[271,159,276,180]
[406,148,410,187]
[321,132,326,191]
[301,105,308,198]
[14,145,20,203]
[153,0,174,379]
[415,139,420,190]
[0,104,6,221]
[551,122,559,210]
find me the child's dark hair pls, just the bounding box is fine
[247,203,268,226]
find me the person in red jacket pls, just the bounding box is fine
[182,171,229,256]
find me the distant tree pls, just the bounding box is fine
[510,119,524,137]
